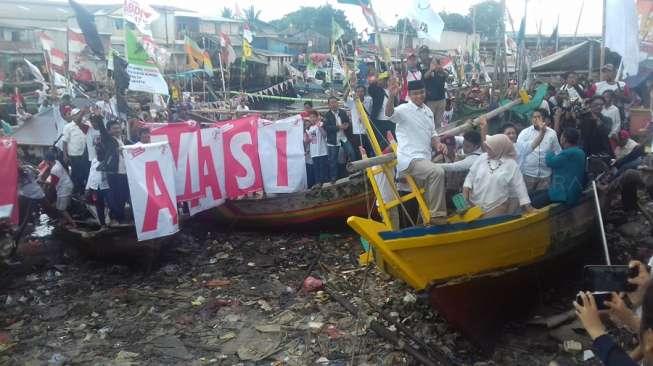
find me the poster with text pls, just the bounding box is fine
[257,115,307,193]
[218,115,263,198]
[123,141,178,241]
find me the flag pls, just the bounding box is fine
[141,34,171,69]
[606,0,642,76]
[0,138,18,225]
[361,4,388,28]
[220,33,237,66]
[68,0,105,59]
[234,2,243,18]
[50,48,66,68]
[123,0,159,36]
[332,19,345,43]
[549,17,559,45]
[243,23,253,43]
[409,0,444,42]
[24,59,45,84]
[125,27,169,95]
[68,29,87,54]
[184,36,204,69]
[112,52,130,114]
[203,51,213,72]
[39,32,54,51]
[242,39,252,59]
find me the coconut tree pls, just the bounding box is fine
[244,5,261,23]
[221,7,233,19]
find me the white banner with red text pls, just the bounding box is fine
[257,115,307,193]
[123,141,179,241]
[0,138,18,225]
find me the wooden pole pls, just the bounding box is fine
[573,0,585,43]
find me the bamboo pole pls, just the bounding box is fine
[599,0,606,81]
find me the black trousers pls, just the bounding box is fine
[69,155,90,194]
[107,174,129,222]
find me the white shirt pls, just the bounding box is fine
[95,100,115,119]
[376,89,391,121]
[62,122,87,156]
[463,154,530,213]
[115,137,126,174]
[615,139,639,160]
[389,101,437,174]
[307,124,328,157]
[236,104,250,112]
[440,147,483,172]
[86,125,101,162]
[346,96,373,135]
[50,161,74,197]
[594,81,627,96]
[516,126,562,178]
[329,110,348,144]
[602,105,622,137]
[560,84,582,103]
[86,159,109,191]
[406,69,422,82]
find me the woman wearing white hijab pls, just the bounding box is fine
[463,134,534,218]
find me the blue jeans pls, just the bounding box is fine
[327,145,340,181]
[312,155,328,184]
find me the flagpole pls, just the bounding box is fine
[555,14,560,52]
[368,0,386,68]
[573,0,584,43]
[599,0,606,81]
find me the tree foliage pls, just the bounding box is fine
[270,5,356,42]
[470,0,503,38]
[244,5,262,23]
[440,12,473,33]
[221,7,233,19]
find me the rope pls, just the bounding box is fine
[228,91,329,104]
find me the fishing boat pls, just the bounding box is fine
[214,172,372,228]
[346,90,599,344]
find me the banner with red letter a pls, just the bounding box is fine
[123,141,179,241]
[0,138,18,225]
[257,115,307,193]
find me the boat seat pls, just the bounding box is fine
[378,214,522,240]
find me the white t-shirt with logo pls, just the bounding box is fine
[307,124,328,158]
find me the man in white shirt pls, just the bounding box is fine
[61,109,90,194]
[405,53,422,82]
[95,92,116,120]
[559,71,585,103]
[601,90,622,138]
[386,78,447,225]
[345,85,373,158]
[516,108,562,192]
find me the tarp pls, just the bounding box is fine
[531,40,621,73]
[12,106,67,147]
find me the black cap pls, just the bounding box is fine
[408,79,425,91]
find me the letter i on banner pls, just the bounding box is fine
[189,127,226,216]
[123,141,179,241]
[0,138,18,224]
[257,115,307,193]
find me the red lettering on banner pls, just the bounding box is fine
[219,116,263,198]
[275,130,288,187]
[142,161,178,232]
[197,141,223,201]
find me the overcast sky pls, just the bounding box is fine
[80,0,603,36]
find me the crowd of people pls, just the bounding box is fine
[14,93,153,249]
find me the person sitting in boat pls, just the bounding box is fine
[39,151,75,228]
[463,134,533,218]
[530,128,586,209]
[385,78,448,226]
[438,130,483,173]
[516,108,562,193]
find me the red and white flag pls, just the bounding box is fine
[50,48,66,68]
[123,141,179,241]
[0,138,19,225]
[68,29,87,54]
[39,32,54,51]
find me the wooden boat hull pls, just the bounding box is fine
[347,195,596,342]
[215,173,372,228]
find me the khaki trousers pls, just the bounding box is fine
[405,159,447,218]
[523,175,550,193]
[427,99,446,129]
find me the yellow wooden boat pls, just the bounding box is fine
[346,95,598,344]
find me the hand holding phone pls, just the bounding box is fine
[583,265,639,293]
